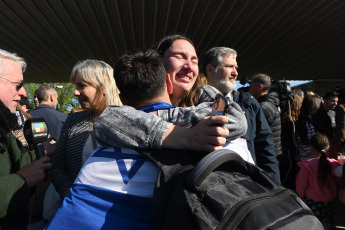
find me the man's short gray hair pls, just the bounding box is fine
[251,73,272,92]
[0,49,26,75]
[35,85,57,102]
[202,47,237,76]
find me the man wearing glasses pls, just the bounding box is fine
[0,49,52,229]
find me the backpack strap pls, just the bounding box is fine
[186,149,247,187]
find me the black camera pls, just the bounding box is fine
[271,80,293,102]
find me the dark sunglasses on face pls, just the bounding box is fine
[0,76,24,90]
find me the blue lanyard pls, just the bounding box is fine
[138,102,175,113]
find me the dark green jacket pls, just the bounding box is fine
[0,131,36,229]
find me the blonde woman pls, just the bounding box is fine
[50,60,122,198]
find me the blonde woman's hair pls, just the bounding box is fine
[70,60,122,111]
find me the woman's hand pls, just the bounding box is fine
[162,116,230,152]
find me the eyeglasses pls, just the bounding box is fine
[0,76,24,90]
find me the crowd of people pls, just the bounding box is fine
[1,34,345,230]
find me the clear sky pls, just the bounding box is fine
[289,80,311,87]
[235,80,311,90]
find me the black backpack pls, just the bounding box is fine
[139,148,323,230]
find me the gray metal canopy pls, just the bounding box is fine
[1,0,345,83]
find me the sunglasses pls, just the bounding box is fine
[0,76,24,90]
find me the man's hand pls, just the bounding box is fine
[17,156,52,188]
[43,136,56,157]
[163,116,230,152]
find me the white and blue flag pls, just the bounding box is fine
[46,146,159,230]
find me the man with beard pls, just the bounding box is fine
[201,47,280,183]
[0,49,52,229]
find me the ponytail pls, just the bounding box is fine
[310,132,331,187]
[317,150,331,186]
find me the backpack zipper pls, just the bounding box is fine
[217,188,291,230]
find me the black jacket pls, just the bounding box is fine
[257,92,282,157]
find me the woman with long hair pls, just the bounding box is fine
[296,94,333,160]
[279,92,304,190]
[155,34,201,106]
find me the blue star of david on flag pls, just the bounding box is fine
[92,147,145,184]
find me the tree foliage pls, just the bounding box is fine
[25,83,80,114]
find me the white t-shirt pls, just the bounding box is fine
[223,138,255,164]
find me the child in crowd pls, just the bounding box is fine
[296,132,343,221]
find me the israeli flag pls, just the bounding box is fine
[46,147,159,230]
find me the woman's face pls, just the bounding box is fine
[163,39,199,103]
[73,75,99,110]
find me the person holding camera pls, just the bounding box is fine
[0,48,52,229]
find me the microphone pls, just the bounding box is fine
[24,118,49,159]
